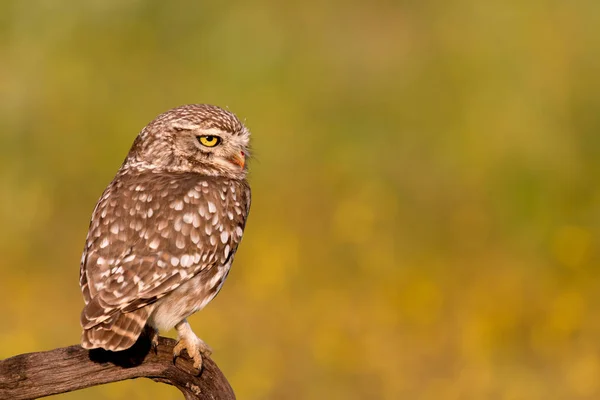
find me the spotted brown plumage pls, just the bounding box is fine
[79,104,251,370]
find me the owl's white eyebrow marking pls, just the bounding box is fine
[171,121,200,130]
[198,127,228,137]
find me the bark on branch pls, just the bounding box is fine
[0,336,235,400]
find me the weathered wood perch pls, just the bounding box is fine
[0,336,235,400]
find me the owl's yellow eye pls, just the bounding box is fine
[197,135,221,147]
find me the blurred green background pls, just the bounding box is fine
[1,1,600,399]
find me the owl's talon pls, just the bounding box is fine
[151,334,159,354]
[173,337,204,372]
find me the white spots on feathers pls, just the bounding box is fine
[100,238,109,248]
[220,231,229,244]
[235,226,244,238]
[188,188,201,199]
[174,218,183,232]
[207,201,216,213]
[192,213,201,228]
[171,257,179,267]
[149,237,160,250]
[176,235,186,249]
[180,254,196,268]
[224,244,230,259]
[111,266,124,275]
[171,200,184,210]
[190,230,200,244]
[183,213,194,224]
[158,219,168,230]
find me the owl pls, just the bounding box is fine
[79,104,251,370]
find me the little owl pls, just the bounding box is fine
[79,104,251,370]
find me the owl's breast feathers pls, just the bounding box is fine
[79,170,250,344]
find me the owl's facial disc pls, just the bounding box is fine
[192,127,247,171]
[168,125,248,177]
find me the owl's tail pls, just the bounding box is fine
[81,308,149,351]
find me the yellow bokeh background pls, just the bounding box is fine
[1,1,600,399]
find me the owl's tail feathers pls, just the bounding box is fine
[81,308,149,352]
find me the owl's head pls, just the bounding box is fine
[126,104,250,179]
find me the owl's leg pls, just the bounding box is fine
[142,325,160,353]
[173,319,212,371]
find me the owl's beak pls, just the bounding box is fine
[229,151,245,169]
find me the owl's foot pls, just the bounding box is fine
[142,325,160,354]
[173,319,212,372]
[150,330,159,354]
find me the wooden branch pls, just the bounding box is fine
[0,336,235,400]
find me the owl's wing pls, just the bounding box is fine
[80,172,250,329]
